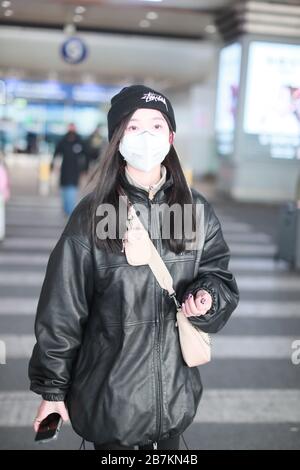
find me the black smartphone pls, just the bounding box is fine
[35,412,63,443]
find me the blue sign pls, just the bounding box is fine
[3,78,120,104]
[61,37,88,64]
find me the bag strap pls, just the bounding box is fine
[128,198,181,309]
[118,184,180,308]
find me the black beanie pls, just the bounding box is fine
[107,84,176,141]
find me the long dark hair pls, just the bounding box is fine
[86,111,196,254]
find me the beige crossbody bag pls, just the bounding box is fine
[121,197,211,367]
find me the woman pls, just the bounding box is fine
[29,85,239,450]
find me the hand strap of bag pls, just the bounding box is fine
[118,185,181,309]
[148,236,181,308]
[118,180,205,317]
[119,186,210,329]
[121,190,212,348]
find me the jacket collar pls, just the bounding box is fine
[118,165,174,203]
[124,164,167,194]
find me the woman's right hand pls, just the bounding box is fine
[33,399,70,432]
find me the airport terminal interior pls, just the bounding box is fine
[0,0,299,450]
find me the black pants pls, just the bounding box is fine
[94,435,180,450]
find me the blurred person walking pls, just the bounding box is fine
[84,125,107,189]
[85,124,105,167]
[51,123,88,217]
[29,85,239,450]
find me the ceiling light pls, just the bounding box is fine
[1,1,11,8]
[146,12,158,20]
[205,24,217,34]
[4,8,13,16]
[73,15,83,23]
[139,19,151,28]
[64,23,76,35]
[75,6,86,15]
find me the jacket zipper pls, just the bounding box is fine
[149,192,164,445]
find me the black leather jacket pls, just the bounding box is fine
[28,169,239,447]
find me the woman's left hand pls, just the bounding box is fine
[181,289,212,317]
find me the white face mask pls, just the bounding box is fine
[119,130,171,172]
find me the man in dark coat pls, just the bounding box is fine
[51,123,88,216]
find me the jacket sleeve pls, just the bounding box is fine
[50,138,64,171]
[181,202,239,334]
[28,234,94,401]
